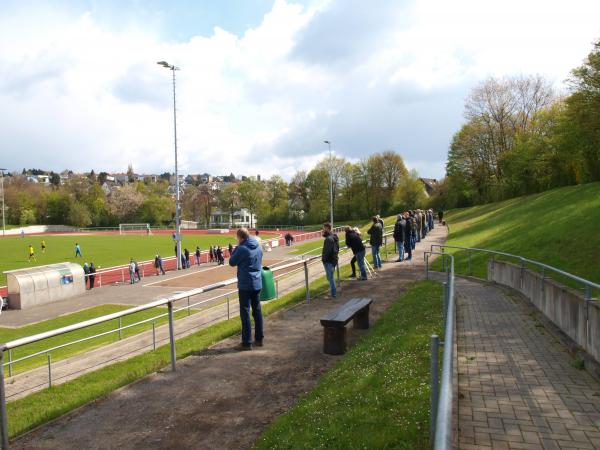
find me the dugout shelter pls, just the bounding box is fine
[5,262,85,310]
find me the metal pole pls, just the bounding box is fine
[275,279,279,299]
[384,235,388,260]
[304,261,310,304]
[7,351,11,378]
[425,253,429,280]
[336,264,341,288]
[227,295,230,320]
[187,296,191,316]
[152,322,156,350]
[168,302,176,371]
[0,351,9,450]
[430,335,440,443]
[47,354,52,388]
[0,169,5,236]
[324,140,333,228]
[442,282,448,322]
[172,67,182,271]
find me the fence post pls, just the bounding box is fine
[585,285,592,348]
[384,235,388,260]
[519,258,525,290]
[99,272,102,287]
[275,279,279,299]
[187,296,191,316]
[118,317,122,340]
[304,261,310,304]
[0,352,9,450]
[336,264,341,288]
[167,302,176,372]
[121,268,125,283]
[47,354,52,388]
[425,253,429,280]
[430,335,440,443]
[7,351,11,379]
[227,295,230,320]
[152,321,156,350]
[541,267,545,307]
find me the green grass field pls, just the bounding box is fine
[0,304,198,375]
[255,280,443,449]
[433,182,600,289]
[0,232,277,285]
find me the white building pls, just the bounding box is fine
[210,208,257,228]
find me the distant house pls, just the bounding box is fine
[210,208,257,228]
[419,178,438,197]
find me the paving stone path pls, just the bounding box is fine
[456,277,600,450]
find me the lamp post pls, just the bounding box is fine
[323,140,333,228]
[0,168,5,236]
[157,61,182,269]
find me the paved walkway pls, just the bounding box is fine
[456,277,600,450]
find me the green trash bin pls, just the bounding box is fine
[260,266,277,301]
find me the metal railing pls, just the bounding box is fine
[424,251,455,450]
[427,244,600,298]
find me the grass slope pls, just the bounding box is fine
[434,182,600,288]
[0,304,198,375]
[0,232,276,285]
[255,280,443,450]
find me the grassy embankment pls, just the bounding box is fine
[431,182,600,290]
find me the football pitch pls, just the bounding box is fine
[0,232,278,286]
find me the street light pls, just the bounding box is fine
[0,168,5,236]
[157,61,182,269]
[323,140,334,228]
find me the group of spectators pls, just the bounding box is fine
[82,262,97,289]
[392,209,436,262]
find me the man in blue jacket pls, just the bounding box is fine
[229,227,264,350]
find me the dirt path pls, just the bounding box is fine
[13,226,447,450]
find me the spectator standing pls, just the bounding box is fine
[376,215,384,227]
[209,246,215,263]
[154,254,165,275]
[404,212,413,260]
[184,248,190,269]
[89,263,96,289]
[228,243,233,256]
[134,260,141,281]
[367,216,383,269]
[345,226,367,280]
[195,246,201,266]
[438,210,444,223]
[321,222,340,297]
[216,246,225,265]
[393,214,406,262]
[128,259,136,284]
[229,227,264,351]
[83,262,90,288]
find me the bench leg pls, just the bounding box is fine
[323,326,346,355]
[353,306,370,329]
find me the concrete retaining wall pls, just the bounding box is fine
[3,225,78,235]
[488,260,598,363]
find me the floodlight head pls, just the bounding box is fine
[157,61,170,68]
[324,140,330,144]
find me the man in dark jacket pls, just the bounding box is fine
[229,227,264,350]
[404,212,413,260]
[89,262,96,289]
[345,226,367,280]
[321,222,340,297]
[393,214,406,262]
[367,216,383,269]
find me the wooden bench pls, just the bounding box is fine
[320,298,373,355]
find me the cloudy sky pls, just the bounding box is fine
[1,0,599,179]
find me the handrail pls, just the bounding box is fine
[424,251,455,450]
[0,256,320,353]
[430,244,600,291]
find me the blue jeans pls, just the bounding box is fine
[239,289,264,345]
[356,250,367,279]
[323,262,337,297]
[371,245,381,268]
[396,241,405,261]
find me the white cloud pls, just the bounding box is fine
[0,0,599,179]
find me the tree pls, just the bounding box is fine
[140,196,174,225]
[218,184,240,225]
[238,178,265,228]
[107,184,144,222]
[50,172,60,187]
[97,172,108,184]
[127,164,135,183]
[396,170,427,210]
[68,202,92,227]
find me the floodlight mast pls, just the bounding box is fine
[157,61,182,269]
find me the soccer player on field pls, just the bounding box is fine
[41,240,46,253]
[75,243,82,258]
[28,244,36,262]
